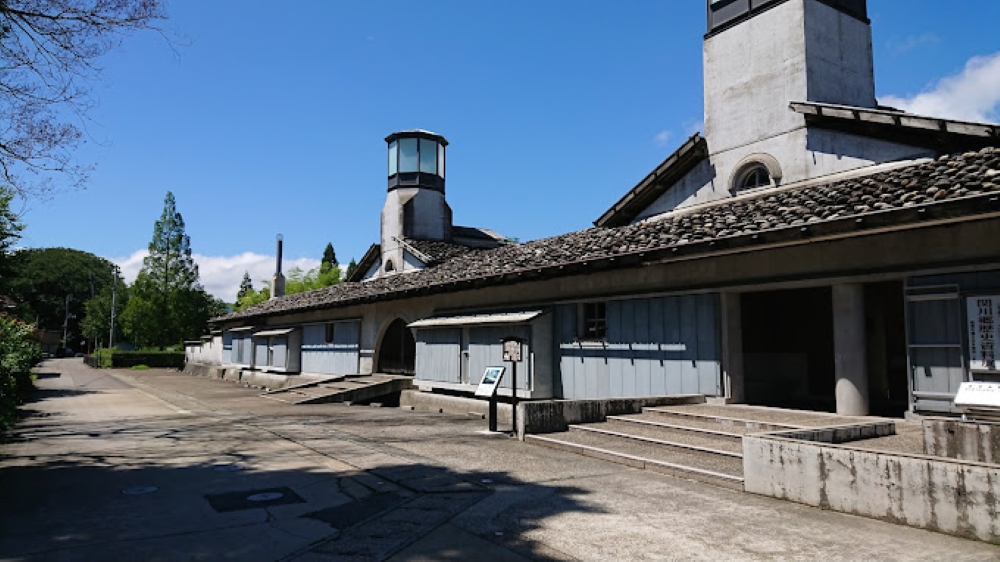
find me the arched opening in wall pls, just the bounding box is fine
[730,153,782,194]
[736,164,771,191]
[376,318,415,375]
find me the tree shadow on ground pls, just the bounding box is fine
[0,416,601,562]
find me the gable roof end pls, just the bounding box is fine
[596,134,709,228]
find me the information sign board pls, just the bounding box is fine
[475,366,505,398]
[967,296,1000,371]
[954,381,1000,409]
[502,338,522,362]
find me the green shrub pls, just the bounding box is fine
[1,315,42,431]
[130,364,150,370]
[111,351,184,369]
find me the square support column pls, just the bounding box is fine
[720,292,745,404]
[833,283,868,416]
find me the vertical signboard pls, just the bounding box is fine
[968,296,1000,372]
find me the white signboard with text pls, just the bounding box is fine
[967,296,1000,372]
[475,366,505,398]
[954,381,1000,409]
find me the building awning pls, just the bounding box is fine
[228,326,254,332]
[408,311,544,329]
[253,328,296,337]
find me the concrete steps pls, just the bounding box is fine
[526,403,864,491]
[261,374,414,405]
[525,404,884,490]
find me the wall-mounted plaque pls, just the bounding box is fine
[967,296,1000,371]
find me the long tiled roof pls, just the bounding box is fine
[218,147,1000,322]
[404,239,484,263]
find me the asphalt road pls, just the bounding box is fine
[1,359,998,561]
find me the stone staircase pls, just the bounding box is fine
[261,374,413,405]
[526,403,862,491]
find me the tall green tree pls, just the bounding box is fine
[0,188,25,294]
[6,247,116,349]
[344,258,358,282]
[122,192,211,348]
[236,271,253,302]
[321,242,338,271]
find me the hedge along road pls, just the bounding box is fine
[1,358,998,561]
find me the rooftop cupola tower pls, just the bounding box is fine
[704,0,876,157]
[380,130,451,276]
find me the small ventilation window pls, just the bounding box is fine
[385,259,395,273]
[578,302,607,341]
[737,164,771,191]
[325,323,335,343]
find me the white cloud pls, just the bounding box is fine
[653,130,672,146]
[880,51,1000,123]
[886,32,939,56]
[112,250,321,302]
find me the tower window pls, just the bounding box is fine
[385,259,395,273]
[735,163,772,192]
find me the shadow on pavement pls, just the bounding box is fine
[0,415,599,561]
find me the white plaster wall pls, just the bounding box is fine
[704,0,876,155]
[185,335,222,365]
[402,250,423,272]
[802,0,875,107]
[379,188,448,278]
[704,0,809,154]
[637,128,933,221]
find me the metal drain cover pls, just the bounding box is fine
[205,487,305,513]
[122,486,158,495]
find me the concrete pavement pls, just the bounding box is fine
[1,359,998,561]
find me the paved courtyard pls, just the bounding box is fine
[1,359,998,561]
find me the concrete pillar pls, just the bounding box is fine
[720,292,745,404]
[833,283,868,416]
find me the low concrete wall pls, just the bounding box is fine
[183,362,338,391]
[924,418,1000,464]
[184,362,226,379]
[400,390,514,425]
[744,425,1000,544]
[516,394,706,439]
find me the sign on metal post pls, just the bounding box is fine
[501,336,524,437]
[476,366,505,432]
[503,339,522,362]
[475,366,505,398]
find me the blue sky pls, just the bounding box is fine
[13,1,1000,300]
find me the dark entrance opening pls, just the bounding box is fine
[377,318,415,375]
[741,287,836,412]
[865,281,909,417]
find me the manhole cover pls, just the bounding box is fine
[205,487,305,513]
[214,464,244,472]
[122,486,158,495]
[247,492,284,502]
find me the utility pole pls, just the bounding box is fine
[62,294,72,354]
[88,272,95,353]
[109,266,119,349]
